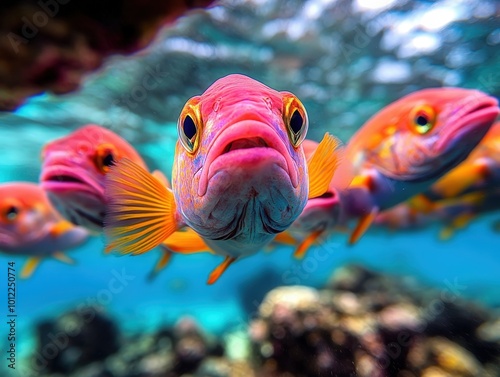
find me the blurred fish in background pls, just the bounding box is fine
[0,182,88,278]
[0,0,499,376]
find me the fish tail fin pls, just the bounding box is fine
[104,158,178,256]
[307,133,343,199]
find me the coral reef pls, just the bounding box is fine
[250,265,500,377]
[27,265,500,377]
[0,0,214,110]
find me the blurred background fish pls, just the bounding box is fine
[0,0,499,376]
[0,182,88,278]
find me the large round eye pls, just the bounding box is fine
[177,97,202,154]
[410,105,436,135]
[282,93,309,147]
[1,199,21,223]
[95,143,118,173]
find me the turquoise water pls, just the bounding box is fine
[0,0,499,374]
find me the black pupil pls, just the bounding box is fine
[103,153,115,167]
[6,206,18,219]
[290,110,304,134]
[416,115,429,126]
[183,116,197,140]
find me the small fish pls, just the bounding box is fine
[40,124,210,278]
[377,121,500,238]
[104,74,342,284]
[340,88,499,244]
[0,182,89,278]
[40,124,149,232]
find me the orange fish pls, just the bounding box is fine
[275,88,499,254]
[341,88,499,244]
[40,124,210,278]
[377,121,500,238]
[104,74,342,284]
[0,182,89,278]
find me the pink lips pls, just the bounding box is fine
[40,154,105,198]
[436,93,499,151]
[197,120,298,196]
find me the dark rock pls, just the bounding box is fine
[32,306,120,374]
[0,0,215,110]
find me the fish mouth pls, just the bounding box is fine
[198,120,297,197]
[40,165,105,199]
[0,233,15,249]
[436,94,499,152]
[418,94,499,182]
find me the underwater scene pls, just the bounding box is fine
[0,0,500,376]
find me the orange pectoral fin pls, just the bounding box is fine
[273,231,298,246]
[151,170,171,189]
[49,220,76,238]
[52,252,76,265]
[432,160,489,198]
[294,229,325,259]
[348,207,379,245]
[307,133,342,199]
[350,174,374,191]
[104,158,179,256]
[207,256,236,285]
[162,228,212,254]
[147,248,174,281]
[407,194,437,214]
[21,257,41,279]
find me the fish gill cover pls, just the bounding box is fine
[0,0,499,376]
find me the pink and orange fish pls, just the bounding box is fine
[104,74,342,284]
[275,88,499,255]
[0,182,89,277]
[40,124,209,278]
[376,121,500,238]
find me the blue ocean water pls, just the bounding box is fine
[0,0,499,374]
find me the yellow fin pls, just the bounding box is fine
[294,229,324,259]
[50,220,75,238]
[52,252,76,264]
[147,248,173,281]
[104,158,178,256]
[348,207,379,245]
[407,194,437,214]
[273,231,297,246]
[350,174,374,191]
[307,133,342,199]
[152,169,171,189]
[207,256,236,285]
[162,228,212,254]
[439,226,454,241]
[21,257,41,278]
[432,161,488,198]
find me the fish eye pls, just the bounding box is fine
[95,144,118,173]
[283,93,309,147]
[1,199,21,223]
[5,206,18,221]
[410,105,436,135]
[178,97,202,154]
